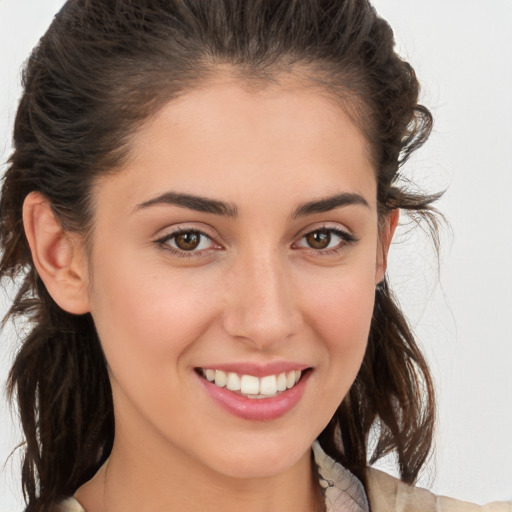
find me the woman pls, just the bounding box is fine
[0,1,510,511]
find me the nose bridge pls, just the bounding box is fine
[223,245,300,348]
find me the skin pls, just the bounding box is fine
[23,77,397,512]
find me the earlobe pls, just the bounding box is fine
[22,191,90,315]
[375,209,399,285]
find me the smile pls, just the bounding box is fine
[200,368,302,399]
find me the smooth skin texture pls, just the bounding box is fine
[23,77,398,512]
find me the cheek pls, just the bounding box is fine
[303,257,376,344]
[319,279,375,342]
[86,253,224,436]
[291,264,376,434]
[300,260,376,383]
[87,249,219,379]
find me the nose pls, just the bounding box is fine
[222,249,302,350]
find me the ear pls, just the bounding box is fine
[375,209,399,285]
[22,191,91,315]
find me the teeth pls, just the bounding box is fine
[201,368,304,398]
[214,370,226,387]
[240,375,260,395]
[226,372,241,391]
[259,375,277,395]
[276,372,287,391]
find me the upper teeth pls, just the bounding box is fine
[202,369,302,397]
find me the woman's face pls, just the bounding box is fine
[84,79,392,479]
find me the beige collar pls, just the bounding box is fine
[366,463,512,512]
[312,441,369,512]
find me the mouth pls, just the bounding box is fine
[196,365,312,421]
[197,368,306,399]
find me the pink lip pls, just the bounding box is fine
[197,369,311,421]
[197,361,310,377]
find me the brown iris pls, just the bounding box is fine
[174,231,201,251]
[305,229,331,249]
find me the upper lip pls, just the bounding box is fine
[196,362,310,377]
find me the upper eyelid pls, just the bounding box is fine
[292,227,360,257]
[153,226,219,251]
[153,222,357,247]
[294,222,356,240]
[154,223,218,241]
[154,229,221,258]
[157,230,214,244]
[293,226,359,253]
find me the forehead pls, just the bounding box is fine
[95,78,376,215]
[135,75,371,151]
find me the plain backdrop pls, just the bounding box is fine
[1,1,511,511]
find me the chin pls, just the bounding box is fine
[198,433,313,480]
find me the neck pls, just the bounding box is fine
[75,436,324,512]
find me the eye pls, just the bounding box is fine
[304,229,335,250]
[172,231,206,251]
[156,229,218,255]
[295,227,357,252]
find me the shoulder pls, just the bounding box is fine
[366,468,512,512]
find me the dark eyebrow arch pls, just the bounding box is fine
[292,192,370,218]
[134,192,238,218]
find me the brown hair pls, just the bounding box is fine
[1,1,439,510]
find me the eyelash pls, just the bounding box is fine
[294,226,358,256]
[154,228,218,259]
[154,226,358,258]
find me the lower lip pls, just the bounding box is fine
[197,371,311,421]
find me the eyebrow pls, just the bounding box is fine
[135,192,238,217]
[292,192,370,218]
[135,191,369,218]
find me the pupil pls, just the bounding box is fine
[176,232,200,250]
[306,230,330,249]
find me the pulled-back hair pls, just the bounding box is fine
[1,1,438,510]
